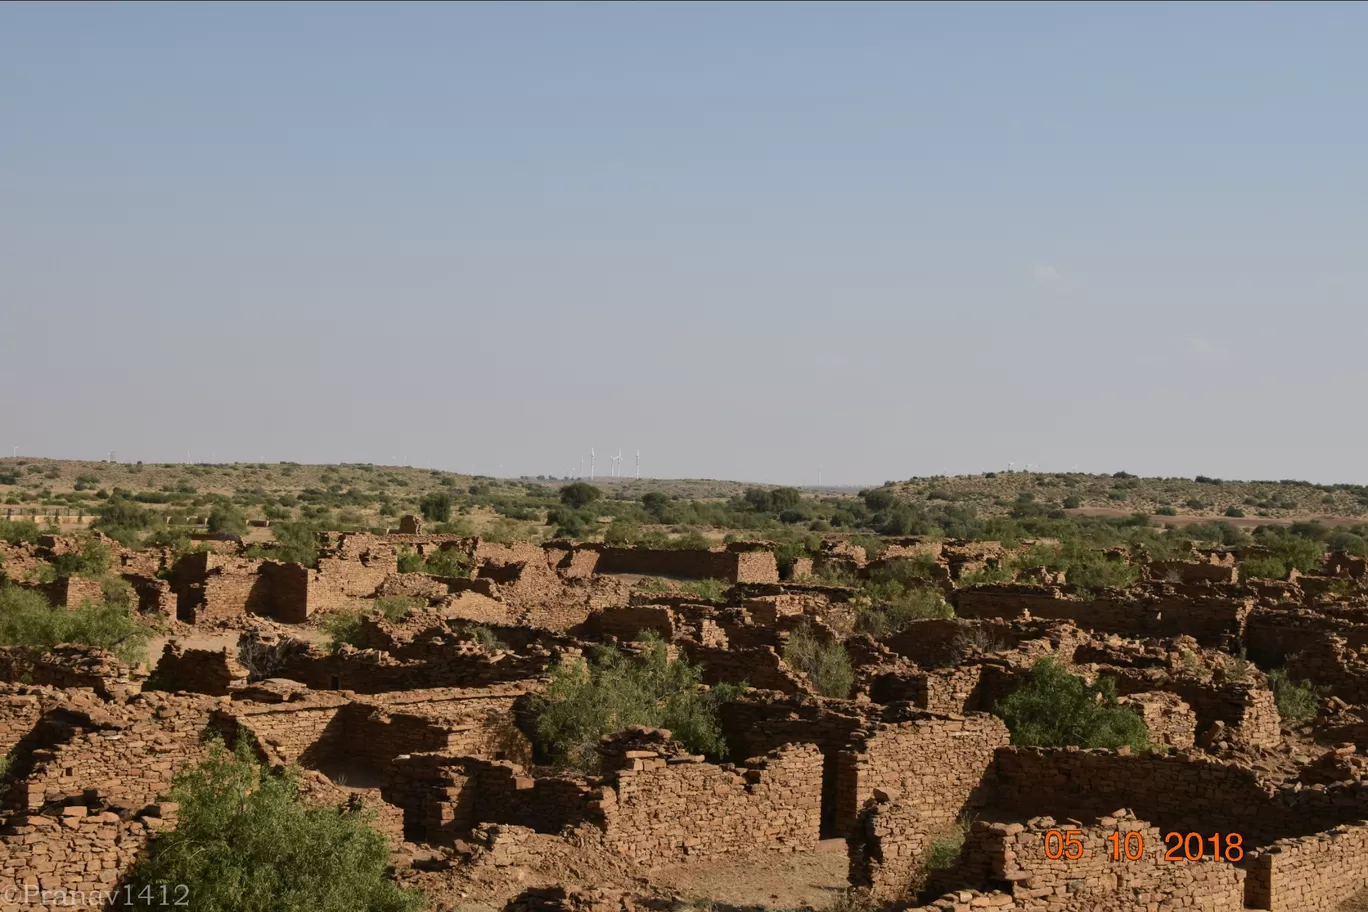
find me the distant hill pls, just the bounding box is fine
[874,472,1368,525]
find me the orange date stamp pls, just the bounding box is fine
[1041,829,1244,862]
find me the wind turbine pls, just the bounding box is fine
[11,446,18,458]
[636,451,640,480]
[1008,462,1015,473]
[590,448,595,480]
[613,449,623,478]
[1026,463,1038,473]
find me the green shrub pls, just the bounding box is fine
[1155,506,1177,516]
[269,522,320,568]
[1068,558,1138,591]
[321,609,364,653]
[783,624,853,698]
[418,493,452,524]
[559,482,602,510]
[0,519,41,545]
[395,549,423,573]
[532,635,740,771]
[51,537,111,578]
[469,625,506,651]
[423,548,473,578]
[1240,556,1288,579]
[1268,668,1326,722]
[1062,495,1082,509]
[374,597,421,623]
[91,497,155,545]
[126,735,423,912]
[956,565,1013,587]
[1224,506,1246,518]
[854,582,953,636]
[995,658,1150,751]
[677,578,727,601]
[603,517,641,545]
[207,505,248,536]
[866,554,940,585]
[0,585,149,665]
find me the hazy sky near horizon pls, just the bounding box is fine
[3,2,1367,486]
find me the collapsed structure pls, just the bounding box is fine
[3,523,1368,910]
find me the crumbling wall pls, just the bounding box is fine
[954,585,1251,647]
[384,754,597,845]
[0,647,139,700]
[145,642,248,696]
[957,812,1245,910]
[986,748,1352,844]
[588,544,776,584]
[834,711,1008,836]
[1246,821,1368,911]
[1118,691,1197,749]
[14,693,220,815]
[598,737,823,863]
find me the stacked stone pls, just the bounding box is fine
[1247,820,1368,910]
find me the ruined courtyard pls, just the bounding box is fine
[2,481,1368,912]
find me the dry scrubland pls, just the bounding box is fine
[6,461,1368,910]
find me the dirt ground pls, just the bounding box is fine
[413,841,850,912]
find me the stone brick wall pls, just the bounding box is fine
[268,640,553,693]
[958,812,1246,910]
[586,605,677,642]
[1109,672,1280,750]
[683,644,809,693]
[1118,691,1196,749]
[847,793,937,900]
[1246,821,1368,911]
[145,642,248,695]
[14,693,220,815]
[867,666,985,714]
[834,711,1009,836]
[45,575,105,609]
[597,734,823,863]
[0,812,156,905]
[985,748,1368,845]
[0,647,140,701]
[586,544,776,584]
[953,585,1251,647]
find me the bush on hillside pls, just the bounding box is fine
[558,482,602,510]
[995,658,1150,751]
[125,735,423,912]
[532,635,742,772]
[418,492,452,524]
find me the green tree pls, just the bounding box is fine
[269,522,321,568]
[0,519,41,545]
[532,635,741,772]
[51,537,111,578]
[126,735,424,912]
[418,493,452,524]
[207,504,248,536]
[996,658,1149,751]
[91,498,154,546]
[559,482,603,510]
[0,585,149,665]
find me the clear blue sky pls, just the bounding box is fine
[3,2,1366,485]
